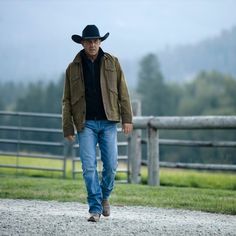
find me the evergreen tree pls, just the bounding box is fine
[137,54,165,115]
[136,53,178,115]
[178,71,236,115]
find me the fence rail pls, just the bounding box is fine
[159,162,236,171]
[159,139,236,147]
[133,116,236,129]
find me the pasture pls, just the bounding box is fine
[0,155,235,215]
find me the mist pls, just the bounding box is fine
[1,0,236,85]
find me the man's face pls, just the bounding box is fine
[82,39,101,58]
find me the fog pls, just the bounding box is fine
[1,0,236,83]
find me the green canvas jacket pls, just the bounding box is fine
[62,51,133,137]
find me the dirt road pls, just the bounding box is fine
[0,199,235,236]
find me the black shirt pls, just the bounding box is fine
[81,48,107,120]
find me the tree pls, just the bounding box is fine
[136,53,179,116]
[43,75,64,114]
[14,74,64,114]
[177,71,236,115]
[163,71,236,164]
[137,54,166,115]
[15,81,46,113]
[0,81,26,110]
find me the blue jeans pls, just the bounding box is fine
[77,120,118,214]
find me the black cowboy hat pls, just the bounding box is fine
[72,25,109,44]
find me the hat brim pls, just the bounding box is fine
[71,32,109,44]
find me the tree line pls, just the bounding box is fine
[136,54,236,164]
[0,54,236,164]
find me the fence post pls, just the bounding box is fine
[147,126,160,186]
[72,145,76,180]
[16,113,22,174]
[63,139,74,178]
[128,131,141,183]
[128,100,142,184]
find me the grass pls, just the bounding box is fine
[160,168,236,190]
[0,175,235,215]
[0,155,236,215]
[0,155,76,179]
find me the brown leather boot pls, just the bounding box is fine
[102,199,110,217]
[87,213,100,222]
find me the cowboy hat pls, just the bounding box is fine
[72,25,109,44]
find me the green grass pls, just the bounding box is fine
[0,155,236,215]
[160,168,236,190]
[0,175,235,215]
[139,166,236,190]
[0,155,76,179]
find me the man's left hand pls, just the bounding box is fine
[122,123,133,135]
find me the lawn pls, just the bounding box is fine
[0,155,236,215]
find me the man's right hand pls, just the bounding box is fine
[66,135,75,142]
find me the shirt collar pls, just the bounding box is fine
[81,48,104,63]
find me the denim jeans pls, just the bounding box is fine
[77,120,118,214]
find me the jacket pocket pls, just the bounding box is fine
[72,76,80,81]
[71,94,84,106]
[105,68,118,93]
[71,96,85,127]
[108,88,119,113]
[70,76,84,98]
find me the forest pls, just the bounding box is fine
[136,54,236,164]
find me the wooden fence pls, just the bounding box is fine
[0,111,128,180]
[128,116,236,186]
[0,111,236,186]
[0,111,67,177]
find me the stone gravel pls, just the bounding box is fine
[0,199,235,236]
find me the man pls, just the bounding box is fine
[62,25,133,222]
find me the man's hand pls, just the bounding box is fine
[66,135,75,142]
[122,123,133,135]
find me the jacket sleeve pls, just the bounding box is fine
[62,67,75,137]
[115,58,133,124]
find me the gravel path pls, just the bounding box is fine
[0,199,235,236]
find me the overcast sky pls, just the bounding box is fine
[1,0,236,82]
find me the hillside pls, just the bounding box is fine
[158,26,236,82]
